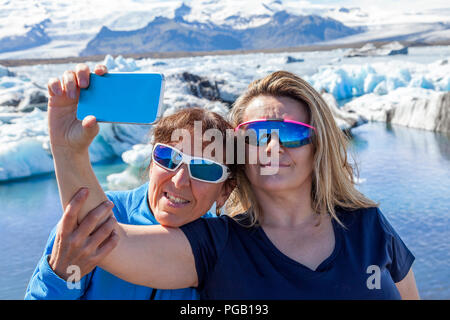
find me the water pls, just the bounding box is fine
[350,123,450,299]
[0,159,127,300]
[0,123,449,299]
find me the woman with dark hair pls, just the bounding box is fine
[25,64,236,299]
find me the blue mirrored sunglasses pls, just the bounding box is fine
[152,143,230,183]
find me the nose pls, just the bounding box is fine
[171,163,191,188]
[265,132,283,155]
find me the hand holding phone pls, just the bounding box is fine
[47,64,164,155]
[47,63,105,153]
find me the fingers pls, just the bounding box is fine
[60,188,89,237]
[48,63,107,99]
[94,64,108,76]
[85,216,117,253]
[94,230,119,261]
[81,115,100,141]
[75,63,90,88]
[62,70,78,100]
[47,77,63,97]
[82,115,97,129]
[73,200,115,240]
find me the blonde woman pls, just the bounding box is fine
[52,68,419,299]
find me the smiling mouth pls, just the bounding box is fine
[163,192,190,205]
[260,163,290,167]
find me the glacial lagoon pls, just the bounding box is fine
[0,122,448,299]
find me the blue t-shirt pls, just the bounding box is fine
[180,206,415,299]
[25,182,213,300]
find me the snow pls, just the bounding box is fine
[0,45,449,183]
[1,0,449,59]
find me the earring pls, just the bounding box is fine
[216,205,222,216]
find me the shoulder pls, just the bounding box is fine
[336,205,379,222]
[336,206,398,239]
[180,215,239,247]
[182,215,232,233]
[105,182,148,206]
[105,183,149,223]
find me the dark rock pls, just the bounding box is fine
[181,72,221,101]
[286,56,304,63]
[29,90,48,104]
[152,61,167,66]
[387,46,408,56]
[178,72,235,106]
[0,92,21,107]
[18,89,48,112]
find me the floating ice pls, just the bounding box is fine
[107,143,152,190]
[0,65,15,77]
[103,54,140,72]
[307,58,450,100]
[0,108,52,180]
[0,108,150,181]
[342,87,450,133]
[1,48,450,182]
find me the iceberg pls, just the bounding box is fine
[342,88,450,133]
[0,108,151,181]
[103,54,140,72]
[1,48,450,183]
[345,42,408,58]
[321,92,367,131]
[307,58,450,101]
[106,143,152,190]
[0,64,47,111]
[0,109,53,181]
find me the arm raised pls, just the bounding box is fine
[48,63,109,224]
[47,64,198,290]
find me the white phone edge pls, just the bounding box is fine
[153,74,165,125]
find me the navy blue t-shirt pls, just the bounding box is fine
[180,206,415,299]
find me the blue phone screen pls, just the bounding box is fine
[77,73,164,124]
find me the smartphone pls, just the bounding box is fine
[77,72,165,124]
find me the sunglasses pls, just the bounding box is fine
[235,118,316,148]
[152,143,231,183]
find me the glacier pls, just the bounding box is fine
[0,47,449,185]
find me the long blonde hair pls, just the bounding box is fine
[226,71,377,227]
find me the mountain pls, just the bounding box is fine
[0,19,51,54]
[80,11,362,56]
[0,0,449,59]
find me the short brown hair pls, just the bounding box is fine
[149,107,238,191]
